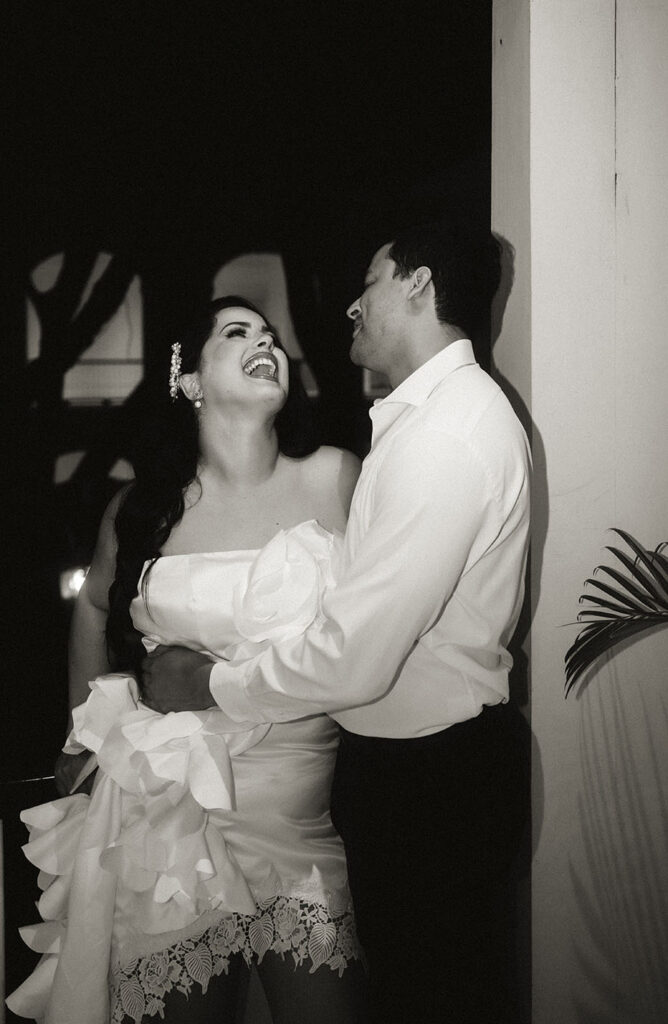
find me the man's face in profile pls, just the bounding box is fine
[346,243,406,375]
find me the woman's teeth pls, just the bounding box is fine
[243,356,277,379]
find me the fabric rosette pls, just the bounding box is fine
[228,520,340,660]
[63,674,260,930]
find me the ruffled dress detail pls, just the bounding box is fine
[7,521,360,1024]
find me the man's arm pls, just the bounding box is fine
[208,427,502,723]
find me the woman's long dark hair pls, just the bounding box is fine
[106,295,319,674]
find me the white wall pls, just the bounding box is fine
[492,2,668,1021]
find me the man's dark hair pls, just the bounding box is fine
[388,220,502,330]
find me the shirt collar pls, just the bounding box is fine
[368,339,476,447]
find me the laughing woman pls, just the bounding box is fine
[8,297,366,1024]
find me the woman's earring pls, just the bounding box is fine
[193,388,203,410]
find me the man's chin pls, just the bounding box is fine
[349,338,364,366]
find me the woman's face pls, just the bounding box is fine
[196,306,289,410]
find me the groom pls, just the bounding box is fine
[143,219,531,1024]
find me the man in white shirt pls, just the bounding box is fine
[143,220,531,1023]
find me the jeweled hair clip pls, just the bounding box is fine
[169,342,182,400]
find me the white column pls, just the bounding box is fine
[492,2,668,1021]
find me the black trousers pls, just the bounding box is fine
[330,703,530,1024]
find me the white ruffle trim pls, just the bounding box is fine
[67,675,266,925]
[7,677,270,1022]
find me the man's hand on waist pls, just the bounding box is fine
[54,749,97,797]
[140,646,215,713]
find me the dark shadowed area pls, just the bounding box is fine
[1,2,493,1011]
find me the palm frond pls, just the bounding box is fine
[578,594,641,616]
[580,574,657,614]
[612,529,668,589]
[591,563,664,612]
[604,545,668,605]
[565,530,668,696]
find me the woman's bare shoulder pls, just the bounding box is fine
[301,445,361,483]
[296,446,361,524]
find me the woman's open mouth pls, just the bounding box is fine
[242,354,279,381]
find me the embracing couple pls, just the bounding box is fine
[9,218,531,1024]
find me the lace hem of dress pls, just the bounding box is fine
[110,893,361,1023]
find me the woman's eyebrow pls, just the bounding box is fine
[218,320,252,334]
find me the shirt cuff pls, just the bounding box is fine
[209,660,264,725]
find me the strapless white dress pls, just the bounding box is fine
[7,521,361,1024]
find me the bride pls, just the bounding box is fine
[8,296,366,1024]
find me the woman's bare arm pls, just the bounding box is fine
[67,488,126,725]
[56,488,127,796]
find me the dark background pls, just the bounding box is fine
[2,1,492,1007]
[2,0,492,782]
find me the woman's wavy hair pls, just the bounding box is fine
[106,295,319,673]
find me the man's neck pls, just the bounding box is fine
[387,323,466,390]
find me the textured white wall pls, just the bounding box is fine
[493,2,668,1021]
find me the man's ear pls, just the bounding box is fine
[408,266,433,299]
[179,372,202,402]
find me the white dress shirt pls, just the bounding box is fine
[211,339,531,737]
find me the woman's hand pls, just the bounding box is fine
[54,749,96,797]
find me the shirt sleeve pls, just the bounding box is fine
[210,426,499,724]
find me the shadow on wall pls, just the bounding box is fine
[570,631,668,1024]
[490,234,548,714]
[489,235,547,1024]
[490,231,548,721]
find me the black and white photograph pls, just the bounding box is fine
[2,2,667,1023]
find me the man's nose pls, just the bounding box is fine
[346,300,361,321]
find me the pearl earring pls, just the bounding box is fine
[194,398,202,409]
